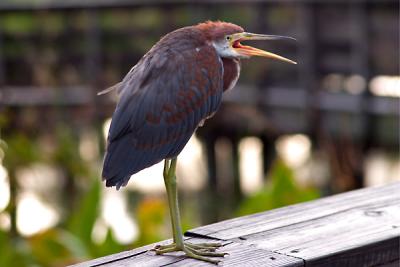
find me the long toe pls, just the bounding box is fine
[152,241,226,264]
[153,243,176,250]
[182,246,222,264]
[186,246,228,257]
[186,242,223,250]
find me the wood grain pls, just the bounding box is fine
[71,182,400,267]
[188,182,400,239]
[108,241,302,267]
[70,238,302,267]
[239,203,400,266]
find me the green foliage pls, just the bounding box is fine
[3,134,40,169]
[53,126,89,177]
[237,159,320,216]
[0,179,127,267]
[134,197,167,246]
[67,179,101,248]
[0,230,31,267]
[100,9,162,31]
[0,127,129,266]
[25,182,127,266]
[1,13,37,34]
[28,229,82,267]
[95,229,125,257]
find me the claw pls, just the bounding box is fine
[152,241,226,264]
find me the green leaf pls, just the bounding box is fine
[94,228,125,257]
[3,134,39,169]
[0,229,32,267]
[0,229,12,266]
[29,229,72,267]
[67,179,101,246]
[53,126,89,177]
[1,13,37,34]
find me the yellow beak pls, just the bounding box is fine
[230,32,297,64]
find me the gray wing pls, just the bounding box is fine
[102,44,223,189]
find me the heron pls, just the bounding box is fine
[100,21,296,264]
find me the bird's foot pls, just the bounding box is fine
[152,241,227,264]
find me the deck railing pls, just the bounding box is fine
[72,182,400,267]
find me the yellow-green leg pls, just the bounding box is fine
[152,158,226,264]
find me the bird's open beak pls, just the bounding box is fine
[230,32,297,64]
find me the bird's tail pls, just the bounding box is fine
[101,134,164,190]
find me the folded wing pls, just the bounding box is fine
[102,43,224,189]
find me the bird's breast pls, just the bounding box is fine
[222,58,241,91]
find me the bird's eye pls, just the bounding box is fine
[226,36,231,41]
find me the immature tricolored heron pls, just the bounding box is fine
[100,21,296,264]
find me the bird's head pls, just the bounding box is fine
[197,21,296,64]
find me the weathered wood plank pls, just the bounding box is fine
[69,239,173,267]
[70,238,302,267]
[305,237,399,267]
[188,182,400,240]
[72,183,400,266]
[240,203,400,266]
[169,242,303,267]
[187,183,400,266]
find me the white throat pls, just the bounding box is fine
[212,41,240,58]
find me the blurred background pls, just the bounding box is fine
[0,0,399,266]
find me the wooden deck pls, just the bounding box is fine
[71,182,400,267]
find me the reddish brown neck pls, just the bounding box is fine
[222,58,240,91]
